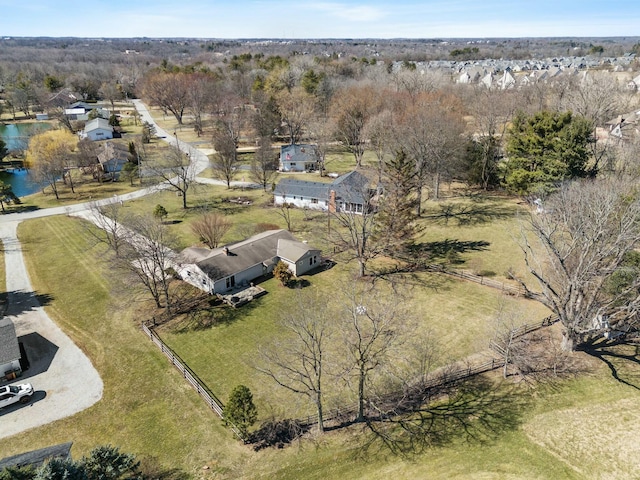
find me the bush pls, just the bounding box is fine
[273,261,293,287]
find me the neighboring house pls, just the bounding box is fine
[279,144,318,172]
[64,107,89,121]
[604,110,640,142]
[627,73,640,91]
[0,443,73,470]
[83,118,114,141]
[274,170,373,214]
[0,318,21,380]
[97,142,130,179]
[177,229,321,294]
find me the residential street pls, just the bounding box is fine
[0,100,249,438]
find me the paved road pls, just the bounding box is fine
[0,100,256,439]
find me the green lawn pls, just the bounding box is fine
[4,186,640,478]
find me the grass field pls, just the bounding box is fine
[3,106,640,478]
[3,206,640,479]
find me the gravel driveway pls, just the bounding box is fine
[0,220,103,439]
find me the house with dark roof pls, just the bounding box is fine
[274,170,373,214]
[0,442,73,470]
[177,229,321,294]
[97,142,131,180]
[0,318,21,380]
[279,144,318,172]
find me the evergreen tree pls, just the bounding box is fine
[223,385,258,438]
[504,110,594,195]
[376,148,417,256]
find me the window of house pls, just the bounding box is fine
[226,276,235,289]
[311,198,318,204]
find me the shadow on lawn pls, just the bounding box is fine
[583,339,640,390]
[422,201,517,226]
[168,294,263,334]
[368,239,490,289]
[354,376,528,458]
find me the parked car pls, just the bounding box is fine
[0,383,34,409]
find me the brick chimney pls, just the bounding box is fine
[329,190,336,213]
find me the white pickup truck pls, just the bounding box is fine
[0,383,34,408]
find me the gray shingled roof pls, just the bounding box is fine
[273,178,331,198]
[280,144,317,163]
[274,170,371,204]
[180,229,316,281]
[85,117,113,133]
[0,318,20,365]
[277,238,318,263]
[0,442,73,470]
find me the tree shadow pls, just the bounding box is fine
[355,376,527,458]
[2,204,39,214]
[165,293,263,333]
[414,239,491,261]
[583,339,640,390]
[3,290,54,316]
[423,201,517,226]
[368,239,490,289]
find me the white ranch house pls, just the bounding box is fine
[274,170,372,214]
[177,229,321,294]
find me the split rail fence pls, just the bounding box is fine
[141,322,245,440]
[140,278,558,433]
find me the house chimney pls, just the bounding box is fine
[223,247,230,256]
[329,190,336,213]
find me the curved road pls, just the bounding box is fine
[0,100,229,439]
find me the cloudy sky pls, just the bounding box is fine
[1,0,639,38]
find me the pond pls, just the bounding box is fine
[0,168,46,198]
[0,122,50,151]
[0,122,52,197]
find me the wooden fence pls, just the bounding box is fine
[141,305,559,435]
[296,357,506,427]
[141,322,245,440]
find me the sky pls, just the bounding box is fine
[1,0,639,39]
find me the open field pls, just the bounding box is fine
[2,204,640,478]
[3,140,640,478]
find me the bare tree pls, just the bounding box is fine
[276,201,294,232]
[337,283,410,422]
[330,84,381,168]
[25,129,77,200]
[275,86,317,144]
[249,136,279,190]
[190,212,233,248]
[466,88,518,190]
[85,200,128,256]
[118,214,178,314]
[399,93,466,209]
[186,73,218,137]
[518,176,640,351]
[330,186,380,278]
[146,144,195,209]
[257,290,332,432]
[211,127,238,188]
[365,109,395,183]
[140,71,189,124]
[211,95,245,188]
